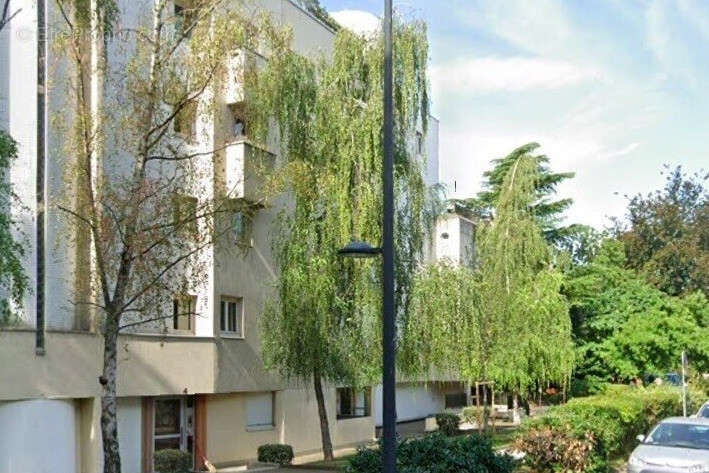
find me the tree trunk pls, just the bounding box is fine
[313,371,334,461]
[101,319,122,473]
[482,385,490,433]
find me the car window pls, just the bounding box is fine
[647,423,709,449]
[699,406,709,418]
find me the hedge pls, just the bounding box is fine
[257,444,294,465]
[434,412,460,436]
[514,385,702,473]
[154,449,192,473]
[345,433,515,473]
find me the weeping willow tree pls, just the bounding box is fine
[250,23,430,459]
[403,154,574,425]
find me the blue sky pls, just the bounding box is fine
[321,0,709,229]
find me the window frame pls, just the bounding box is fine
[336,387,371,420]
[171,295,197,335]
[219,296,244,338]
[245,391,276,432]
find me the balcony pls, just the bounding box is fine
[224,140,274,203]
[224,49,265,105]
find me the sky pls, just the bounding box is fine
[320,0,709,230]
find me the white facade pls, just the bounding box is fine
[0,0,463,468]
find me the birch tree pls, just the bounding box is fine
[53,1,269,471]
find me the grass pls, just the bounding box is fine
[304,453,357,470]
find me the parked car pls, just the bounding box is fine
[696,401,709,419]
[628,417,709,473]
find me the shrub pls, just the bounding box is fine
[515,385,686,473]
[257,444,294,465]
[461,406,484,426]
[154,449,192,473]
[435,412,460,436]
[346,433,515,473]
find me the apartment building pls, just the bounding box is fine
[0,1,466,472]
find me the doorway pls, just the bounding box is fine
[154,397,194,457]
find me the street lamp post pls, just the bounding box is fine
[338,2,397,473]
[381,1,397,473]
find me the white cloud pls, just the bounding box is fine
[330,9,380,37]
[430,57,602,93]
[598,142,640,161]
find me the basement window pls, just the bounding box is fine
[337,387,371,419]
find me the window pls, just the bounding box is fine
[174,100,197,141]
[229,103,247,140]
[246,392,275,430]
[172,296,196,332]
[172,194,198,235]
[220,297,243,336]
[174,1,196,37]
[416,131,424,155]
[444,392,467,409]
[230,210,251,244]
[336,387,370,419]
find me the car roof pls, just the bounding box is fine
[661,417,709,425]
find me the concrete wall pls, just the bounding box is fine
[0,399,78,473]
[207,386,374,466]
[372,383,445,427]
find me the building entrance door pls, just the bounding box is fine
[154,397,194,459]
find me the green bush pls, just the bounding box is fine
[434,412,460,436]
[154,449,192,473]
[257,444,294,465]
[461,406,484,425]
[515,385,686,473]
[346,433,515,473]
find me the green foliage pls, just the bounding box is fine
[515,386,685,473]
[257,444,294,465]
[461,406,484,425]
[404,153,574,394]
[566,239,709,384]
[434,413,460,436]
[477,153,574,391]
[345,434,516,473]
[457,143,576,244]
[254,23,431,387]
[0,130,28,325]
[153,449,192,473]
[293,0,340,31]
[615,166,709,297]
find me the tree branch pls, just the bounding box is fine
[0,0,20,32]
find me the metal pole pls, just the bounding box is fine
[682,350,687,417]
[382,1,397,473]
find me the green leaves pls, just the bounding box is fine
[567,239,709,384]
[404,153,574,393]
[256,23,431,387]
[0,130,28,326]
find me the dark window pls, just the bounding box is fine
[444,392,467,409]
[172,194,198,235]
[337,387,370,419]
[416,131,424,154]
[220,298,243,336]
[172,296,196,332]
